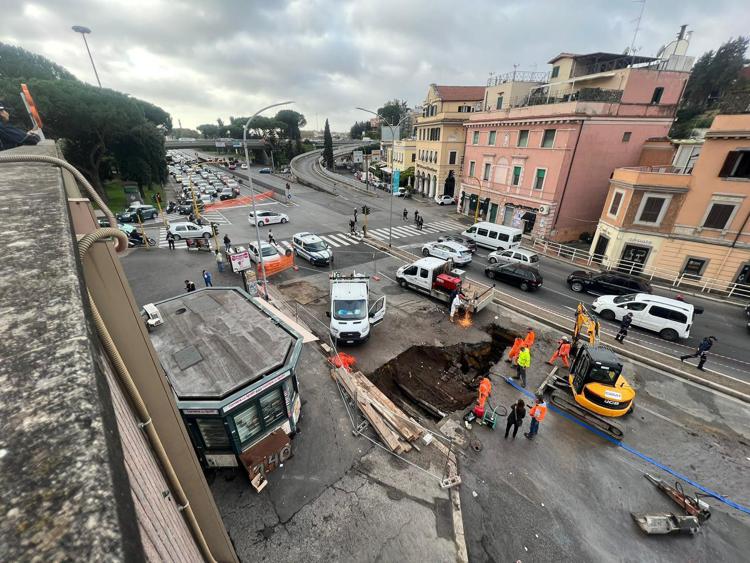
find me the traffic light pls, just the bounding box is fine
[136,208,144,222]
[211,222,219,236]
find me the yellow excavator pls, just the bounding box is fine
[540,303,635,440]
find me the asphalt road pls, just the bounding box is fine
[160,151,750,383]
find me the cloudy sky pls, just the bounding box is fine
[1,0,747,132]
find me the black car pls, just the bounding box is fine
[485,263,543,292]
[437,234,477,253]
[116,205,158,222]
[566,270,652,296]
[177,201,205,215]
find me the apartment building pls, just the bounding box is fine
[460,50,692,241]
[414,84,485,199]
[590,113,750,289]
[385,139,416,174]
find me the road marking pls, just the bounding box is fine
[319,235,342,247]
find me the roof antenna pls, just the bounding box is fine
[629,0,647,66]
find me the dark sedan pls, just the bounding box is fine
[485,263,543,292]
[177,201,205,215]
[567,270,652,296]
[437,234,477,253]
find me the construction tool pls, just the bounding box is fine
[538,303,635,440]
[632,474,711,536]
[464,378,507,430]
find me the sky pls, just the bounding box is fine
[1,0,748,132]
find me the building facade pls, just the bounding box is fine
[590,113,750,289]
[459,52,691,241]
[385,139,416,173]
[414,84,485,199]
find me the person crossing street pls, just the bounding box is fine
[680,336,717,371]
[403,208,408,221]
[615,313,633,343]
[353,208,358,223]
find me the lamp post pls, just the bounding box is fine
[243,101,294,300]
[356,107,409,247]
[71,25,102,88]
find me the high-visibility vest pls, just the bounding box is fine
[559,342,571,357]
[524,330,536,348]
[530,402,547,422]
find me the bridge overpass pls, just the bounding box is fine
[165,138,359,149]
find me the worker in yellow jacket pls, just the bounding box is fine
[514,346,531,387]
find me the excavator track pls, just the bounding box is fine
[549,390,624,441]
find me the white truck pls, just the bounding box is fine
[327,272,387,345]
[395,257,494,313]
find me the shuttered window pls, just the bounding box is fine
[703,203,735,229]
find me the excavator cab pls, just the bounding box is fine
[568,345,634,417]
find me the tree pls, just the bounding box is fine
[197,124,220,138]
[323,119,334,169]
[275,109,307,155]
[171,127,201,138]
[682,36,749,109]
[0,42,76,80]
[350,120,373,139]
[377,99,408,127]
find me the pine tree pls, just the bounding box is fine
[323,119,334,168]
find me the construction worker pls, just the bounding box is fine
[615,313,633,343]
[506,336,524,364]
[680,336,717,371]
[525,394,547,440]
[449,292,463,323]
[473,377,492,417]
[514,346,531,387]
[547,336,571,368]
[523,327,536,349]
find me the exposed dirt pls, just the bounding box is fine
[276,280,328,305]
[368,325,513,418]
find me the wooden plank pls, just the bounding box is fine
[356,396,404,452]
[350,371,424,439]
[369,398,420,442]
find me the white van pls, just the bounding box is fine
[461,222,523,251]
[590,293,698,341]
[327,272,386,345]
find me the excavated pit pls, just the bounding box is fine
[368,325,514,419]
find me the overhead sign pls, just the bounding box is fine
[215,141,226,148]
[229,250,252,272]
[352,150,363,164]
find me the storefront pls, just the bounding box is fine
[145,288,303,483]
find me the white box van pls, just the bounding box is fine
[590,293,698,341]
[327,272,386,345]
[461,222,523,251]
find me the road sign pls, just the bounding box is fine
[392,170,400,194]
[229,250,252,272]
[352,151,363,164]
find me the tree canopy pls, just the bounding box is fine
[171,127,201,138]
[323,119,334,168]
[377,99,408,127]
[0,42,76,81]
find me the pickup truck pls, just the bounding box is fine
[395,257,493,313]
[326,272,386,345]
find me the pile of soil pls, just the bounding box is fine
[368,325,513,418]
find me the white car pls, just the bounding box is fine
[168,222,213,240]
[247,241,281,263]
[488,248,540,266]
[434,194,455,205]
[249,210,289,226]
[421,241,472,265]
[240,163,248,169]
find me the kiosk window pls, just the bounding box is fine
[234,404,262,444]
[260,387,287,428]
[196,418,231,449]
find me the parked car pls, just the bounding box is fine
[745,303,750,333]
[259,167,272,174]
[280,166,291,174]
[116,204,158,222]
[421,241,472,265]
[434,194,455,205]
[248,210,289,226]
[240,163,248,169]
[590,293,697,341]
[488,248,540,266]
[168,222,213,240]
[292,232,333,266]
[436,234,477,253]
[484,263,543,292]
[567,271,652,296]
[247,241,281,264]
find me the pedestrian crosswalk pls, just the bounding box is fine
[153,219,466,250]
[161,211,231,225]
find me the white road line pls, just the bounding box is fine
[368,231,387,240]
[326,234,353,246]
[319,235,341,247]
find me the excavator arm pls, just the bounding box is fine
[573,303,600,346]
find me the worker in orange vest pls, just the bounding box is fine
[473,377,492,417]
[523,327,536,349]
[547,336,571,368]
[505,336,524,364]
[525,394,547,440]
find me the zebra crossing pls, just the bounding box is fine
[161,210,231,225]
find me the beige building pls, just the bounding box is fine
[385,139,416,174]
[414,84,485,199]
[591,113,750,294]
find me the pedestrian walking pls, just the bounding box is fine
[449,292,463,323]
[215,250,225,273]
[506,336,524,364]
[166,231,175,250]
[504,399,526,439]
[680,336,717,371]
[202,269,213,287]
[524,395,547,440]
[353,208,358,223]
[514,346,531,387]
[403,208,408,221]
[547,336,571,367]
[523,327,536,349]
[614,313,633,343]
[349,219,356,234]
[414,209,419,223]
[184,280,196,293]
[362,223,367,237]
[268,230,275,245]
[223,234,231,253]
[417,216,424,230]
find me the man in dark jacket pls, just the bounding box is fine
[680,336,717,371]
[615,312,633,343]
[0,103,40,151]
[504,399,526,439]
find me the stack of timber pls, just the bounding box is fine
[333,367,425,454]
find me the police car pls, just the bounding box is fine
[292,232,333,266]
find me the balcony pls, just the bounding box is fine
[612,166,691,191]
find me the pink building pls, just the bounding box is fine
[459,52,692,241]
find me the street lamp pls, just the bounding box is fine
[356,107,409,247]
[464,163,502,222]
[71,25,102,88]
[243,101,294,300]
